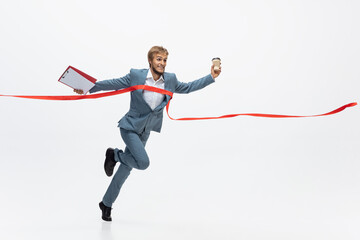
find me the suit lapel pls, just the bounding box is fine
[138,69,148,85]
[153,73,171,111]
[134,69,152,110]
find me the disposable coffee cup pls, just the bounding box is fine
[212,57,221,71]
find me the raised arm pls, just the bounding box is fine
[174,74,215,94]
[174,64,221,94]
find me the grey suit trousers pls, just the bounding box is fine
[102,128,150,207]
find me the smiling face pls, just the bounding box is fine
[147,46,169,80]
[149,52,168,77]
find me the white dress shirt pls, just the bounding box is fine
[143,69,165,110]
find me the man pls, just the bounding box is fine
[75,46,221,221]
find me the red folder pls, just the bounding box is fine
[59,66,97,94]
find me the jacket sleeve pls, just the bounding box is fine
[174,74,215,94]
[89,73,131,93]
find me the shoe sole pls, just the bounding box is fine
[104,148,115,177]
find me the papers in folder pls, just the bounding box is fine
[58,66,97,94]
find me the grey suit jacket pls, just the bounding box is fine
[89,69,215,133]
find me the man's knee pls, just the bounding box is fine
[137,158,150,170]
[136,155,150,170]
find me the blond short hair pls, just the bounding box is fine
[147,46,169,63]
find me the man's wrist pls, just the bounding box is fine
[211,74,216,81]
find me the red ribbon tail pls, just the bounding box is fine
[166,101,358,120]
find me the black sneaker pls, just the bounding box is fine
[99,202,112,221]
[104,148,116,177]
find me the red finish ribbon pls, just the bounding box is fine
[0,85,357,120]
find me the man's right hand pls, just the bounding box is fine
[73,89,84,95]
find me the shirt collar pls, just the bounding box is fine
[147,69,164,82]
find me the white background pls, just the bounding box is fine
[0,0,359,239]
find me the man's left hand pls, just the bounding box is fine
[211,65,222,79]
